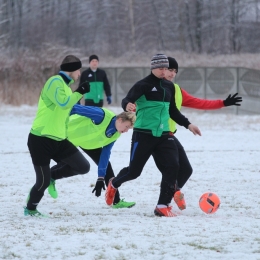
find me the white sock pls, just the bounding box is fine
[156,204,167,208]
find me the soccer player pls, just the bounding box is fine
[25,55,91,217]
[162,56,243,209]
[105,54,201,217]
[48,105,136,209]
[123,56,242,212]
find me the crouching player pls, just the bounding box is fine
[48,105,136,209]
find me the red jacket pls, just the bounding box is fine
[181,88,224,109]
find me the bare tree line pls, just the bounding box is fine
[1,0,260,56]
[1,0,260,106]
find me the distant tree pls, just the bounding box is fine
[1,0,260,55]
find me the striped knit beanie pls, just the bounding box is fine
[150,54,169,70]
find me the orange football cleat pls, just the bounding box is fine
[154,206,177,217]
[173,190,186,210]
[105,178,117,206]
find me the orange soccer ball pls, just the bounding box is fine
[199,192,220,214]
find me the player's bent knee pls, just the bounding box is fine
[78,160,90,174]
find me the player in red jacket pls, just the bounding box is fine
[163,57,242,210]
[166,57,242,110]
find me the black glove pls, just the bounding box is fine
[74,81,90,95]
[92,177,105,197]
[223,93,242,106]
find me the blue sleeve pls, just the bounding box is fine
[98,142,115,178]
[70,104,104,124]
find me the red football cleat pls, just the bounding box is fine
[105,178,117,206]
[154,206,177,217]
[173,190,186,210]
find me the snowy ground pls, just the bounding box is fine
[0,105,260,260]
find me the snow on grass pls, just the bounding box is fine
[0,105,260,260]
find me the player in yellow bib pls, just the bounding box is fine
[25,55,91,217]
[48,105,136,209]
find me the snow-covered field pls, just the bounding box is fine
[0,105,260,260]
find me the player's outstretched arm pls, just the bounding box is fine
[181,89,242,109]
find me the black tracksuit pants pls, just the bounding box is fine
[174,136,193,188]
[49,147,121,204]
[112,131,180,206]
[153,135,193,189]
[26,133,90,210]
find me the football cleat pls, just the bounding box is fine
[112,199,136,209]
[24,207,48,218]
[48,178,58,199]
[154,206,176,217]
[105,178,117,206]
[173,190,186,210]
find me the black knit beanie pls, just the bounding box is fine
[150,54,169,70]
[168,57,178,72]
[89,54,99,63]
[60,55,82,72]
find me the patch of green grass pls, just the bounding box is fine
[2,252,21,259]
[255,237,260,242]
[94,252,106,259]
[79,211,87,216]
[187,242,223,252]
[78,251,86,256]
[127,243,137,249]
[100,227,112,233]
[77,227,95,233]
[115,254,128,260]
[232,237,244,242]
[112,244,123,250]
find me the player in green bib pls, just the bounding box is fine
[48,105,136,209]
